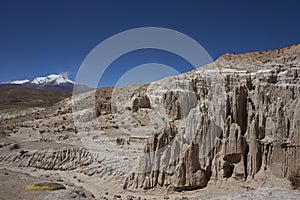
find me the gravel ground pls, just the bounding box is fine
[0,169,92,200]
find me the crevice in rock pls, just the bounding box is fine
[223,161,234,178]
[243,143,249,180]
[236,86,248,136]
[287,119,290,138]
[224,153,241,164]
[246,75,253,91]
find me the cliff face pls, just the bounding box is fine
[123,44,300,190]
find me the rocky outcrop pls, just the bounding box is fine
[95,87,114,116]
[131,94,151,112]
[162,91,181,120]
[124,44,300,191]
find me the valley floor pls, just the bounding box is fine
[1,165,300,200]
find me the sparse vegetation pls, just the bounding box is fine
[26,182,66,191]
[19,149,27,156]
[116,137,125,145]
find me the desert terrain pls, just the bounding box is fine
[1,44,300,199]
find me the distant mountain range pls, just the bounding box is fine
[0,74,89,92]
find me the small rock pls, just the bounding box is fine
[8,143,20,150]
[113,194,121,198]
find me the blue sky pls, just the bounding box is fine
[0,0,299,87]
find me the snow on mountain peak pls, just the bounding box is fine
[2,74,74,85]
[10,79,30,84]
[31,74,74,85]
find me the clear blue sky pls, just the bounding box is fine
[0,0,299,87]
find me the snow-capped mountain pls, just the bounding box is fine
[31,74,74,85]
[1,74,88,92]
[6,74,74,85]
[10,79,30,84]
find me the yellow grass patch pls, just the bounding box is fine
[26,182,65,191]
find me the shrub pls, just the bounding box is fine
[288,170,300,190]
[19,149,27,156]
[116,137,124,145]
[26,182,65,191]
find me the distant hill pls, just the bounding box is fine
[0,87,72,110]
[0,74,90,92]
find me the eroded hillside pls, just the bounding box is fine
[1,44,300,199]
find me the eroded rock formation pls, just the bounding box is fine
[1,44,299,196]
[124,44,300,191]
[0,148,94,170]
[131,94,151,112]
